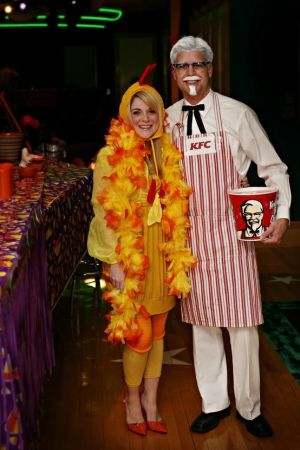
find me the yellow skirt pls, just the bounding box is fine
[103,206,176,315]
[135,207,176,315]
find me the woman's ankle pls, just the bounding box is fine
[141,392,159,422]
[125,388,144,423]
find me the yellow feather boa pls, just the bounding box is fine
[98,118,196,345]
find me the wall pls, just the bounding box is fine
[230,0,300,220]
[183,0,300,220]
[0,27,116,162]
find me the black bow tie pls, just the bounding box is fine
[182,104,206,135]
[248,229,259,237]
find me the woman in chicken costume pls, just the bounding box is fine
[87,65,196,436]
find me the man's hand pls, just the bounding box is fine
[260,218,289,245]
[240,176,250,188]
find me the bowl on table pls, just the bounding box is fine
[30,155,46,171]
[0,131,24,162]
[18,165,37,179]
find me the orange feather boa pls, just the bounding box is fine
[98,118,196,345]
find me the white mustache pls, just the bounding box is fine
[183,76,200,81]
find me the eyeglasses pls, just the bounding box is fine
[172,61,211,71]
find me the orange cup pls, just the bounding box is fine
[0,162,14,200]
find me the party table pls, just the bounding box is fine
[0,162,93,448]
[42,162,93,310]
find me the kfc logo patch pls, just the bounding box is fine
[185,133,217,156]
[190,141,211,150]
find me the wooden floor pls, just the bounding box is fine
[36,222,300,450]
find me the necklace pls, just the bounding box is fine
[98,118,196,344]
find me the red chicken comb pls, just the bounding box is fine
[138,63,157,85]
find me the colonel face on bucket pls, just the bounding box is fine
[228,186,278,241]
[241,200,264,233]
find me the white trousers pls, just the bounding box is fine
[192,325,261,420]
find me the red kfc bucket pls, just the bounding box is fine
[228,186,278,241]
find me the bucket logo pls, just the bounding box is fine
[240,199,266,239]
[228,187,278,241]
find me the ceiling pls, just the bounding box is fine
[0,0,172,31]
[0,0,170,12]
[99,0,170,11]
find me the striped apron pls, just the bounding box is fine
[175,93,263,327]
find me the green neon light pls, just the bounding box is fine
[76,23,105,29]
[80,15,105,21]
[0,8,123,29]
[36,14,66,20]
[80,14,119,22]
[98,8,123,21]
[0,23,48,28]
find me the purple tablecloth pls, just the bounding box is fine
[42,162,93,309]
[0,162,93,448]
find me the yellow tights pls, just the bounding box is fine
[123,338,164,387]
[122,312,168,387]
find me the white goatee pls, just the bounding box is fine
[188,85,197,96]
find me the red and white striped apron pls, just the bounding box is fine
[176,93,263,327]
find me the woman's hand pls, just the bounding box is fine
[109,263,125,291]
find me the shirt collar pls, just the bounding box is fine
[182,89,213,117]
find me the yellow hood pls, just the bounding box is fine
[119,82,165,140]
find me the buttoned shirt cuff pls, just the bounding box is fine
[276,205,290,222]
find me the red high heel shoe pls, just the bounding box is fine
[127,421,147,436]
[124,399,147,436]
[140,395,167,434]
[147,419,167,434]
